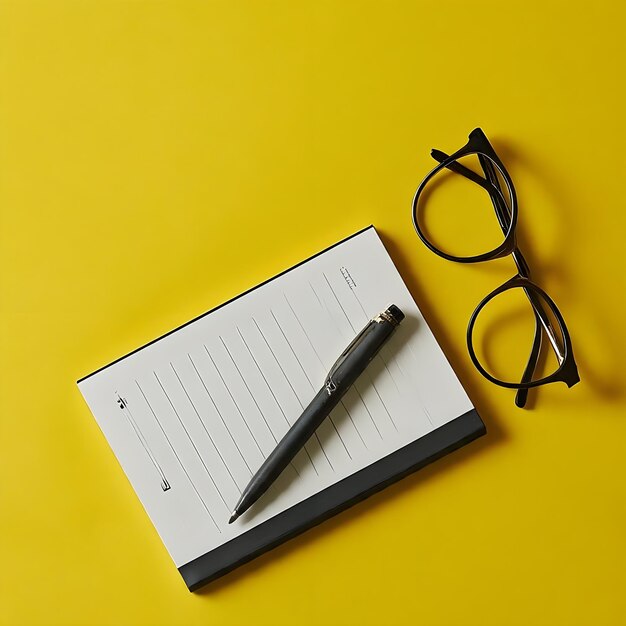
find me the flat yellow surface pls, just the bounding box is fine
[1,2,625,625]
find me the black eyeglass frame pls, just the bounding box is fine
[411,128,579,407]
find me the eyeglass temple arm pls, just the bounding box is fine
[431,149,530,272]
[431,150,555,315]
[515,312,543,408]
[474,153,565,365]
[476,154,534,279]
[431,149,566,393]
[477,156,567,385]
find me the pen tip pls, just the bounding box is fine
[228,510,239,524]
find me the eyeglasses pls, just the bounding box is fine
[411,128,579,407]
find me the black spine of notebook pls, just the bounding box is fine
[179,408,485,591]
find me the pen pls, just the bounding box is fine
[228,304,405,523]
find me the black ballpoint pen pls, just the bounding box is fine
[228,304,405,524]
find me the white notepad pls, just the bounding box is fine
[78,226,480,588]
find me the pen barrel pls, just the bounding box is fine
[328,314,399,390]
[241,387,341,507]
[237,315,400,515]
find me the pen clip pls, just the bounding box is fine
[324,319,376,394]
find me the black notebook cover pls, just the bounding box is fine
[180,408,484,590]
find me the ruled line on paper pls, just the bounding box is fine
[117,395,171,491]
[339,272,434,428]
[345,279,406,404]
[321,272,401,431]
[332,283,399,432]
[136,379,220,531]
[270,308,352,462]
[252,316,320,475]
[236,326,302,477]
[188,354,253,474]
[383,344,434,427]
[170,362,241,492]
[204,345,265,458]
[222,333,301,478]
[268,311,335,471]
[404,340,435,426]
[302,281,368,448]
[155,370,230,510]
[315,277,384,440]
[281,293,366,453]
[219,336,278,444]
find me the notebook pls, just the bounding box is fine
[77,225,485,590]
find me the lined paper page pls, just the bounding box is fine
[78,227,472,567]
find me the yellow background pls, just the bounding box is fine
[1,1,625,625]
